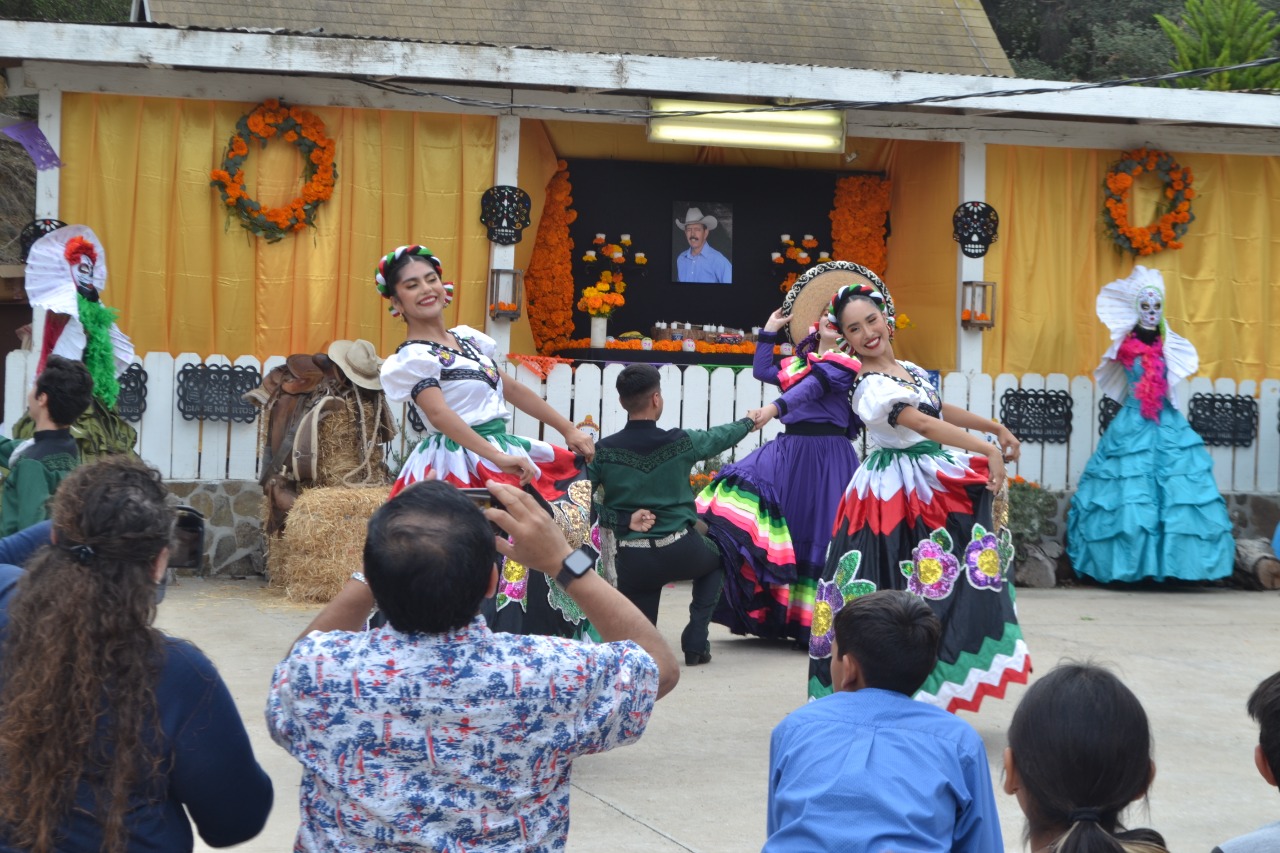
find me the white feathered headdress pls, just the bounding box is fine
[1093,266,1197,404]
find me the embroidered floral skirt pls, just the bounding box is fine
[393,418,596,638]
[697,432,858,644]
[808,441,1030,712]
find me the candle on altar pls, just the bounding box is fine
[780,234,791,242]
[621,234,631,242]
[595,233,605,240]
[803,234,814,241]
[635,252,646,261]
[819,251,830,260]
[771,252,781,260]
[584,251,597,260]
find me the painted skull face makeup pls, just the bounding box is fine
[1136,285,1163,330]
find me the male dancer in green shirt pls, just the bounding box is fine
[589,364,763,665]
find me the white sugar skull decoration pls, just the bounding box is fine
[1136,284,1164,330]
[952,202,1000,259]
[480,185,532,245]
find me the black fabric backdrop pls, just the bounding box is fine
[566,159,861,339]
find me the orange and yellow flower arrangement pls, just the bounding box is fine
[1103,148,1195,256]
[210,99,336,243]
[830,175,892,275]
[525,162,578,353]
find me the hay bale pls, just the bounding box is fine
[270,485,390,603]
[315,392,392,487]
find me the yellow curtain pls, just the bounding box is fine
[58,93,497,360]
[883,141,960,372]
[985,146,1280,381]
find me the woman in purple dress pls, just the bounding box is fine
[698,286,861,645]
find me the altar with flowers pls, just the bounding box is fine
[524,158,893,365]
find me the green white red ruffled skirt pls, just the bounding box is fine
[808,441,1030,712]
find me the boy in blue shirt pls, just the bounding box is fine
[765,590,1003,853]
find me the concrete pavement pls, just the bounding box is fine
[158,579,1280,852]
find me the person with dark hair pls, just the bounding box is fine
[374,244,599,637]
[590,363,760,665]
[1214,670,1280,853]
[698,274,861,647]
[785,272,1028,709]
[268,479,678,851]
[765,590,1002,852]
[0,456,273,853]
[1004,663,1168,853]
[0,354,95,536]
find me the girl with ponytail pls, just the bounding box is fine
[1004,664,1169,853]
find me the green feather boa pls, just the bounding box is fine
[77,293,121,409]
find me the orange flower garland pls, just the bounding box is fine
[506,353,575,380]
[1103,148,1195,256]
[830,175,892,275]
[209,99,336,243]
[525,162,578,353]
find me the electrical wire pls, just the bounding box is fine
[358,56,1280,118]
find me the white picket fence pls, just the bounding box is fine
[5,349,1279,493]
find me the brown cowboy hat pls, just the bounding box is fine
[780,261,894,343]
[327,339,385,391]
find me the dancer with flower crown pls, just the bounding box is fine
[1067,266,1233,583]
[698,263,862,646]
[765,271,1028,709]
[375,245,599,637]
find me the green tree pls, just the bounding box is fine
[980,0,1280,81]
[0,0,130,20]
[1156,0,1280,88]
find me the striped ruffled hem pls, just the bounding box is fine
[697,476,797,570]
[916,624,1031,714]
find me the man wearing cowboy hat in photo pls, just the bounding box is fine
[675,206,733,284]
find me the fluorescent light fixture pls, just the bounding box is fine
[648,98,845,153]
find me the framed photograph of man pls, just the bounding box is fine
[673,202,734,283]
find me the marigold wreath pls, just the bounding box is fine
[210,99,337,243]
[1103,148,1195,256]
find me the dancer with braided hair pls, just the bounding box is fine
[698,265,861,646]
[781,278,1028,709]
[375,245,599,636]
[0,456,272,852]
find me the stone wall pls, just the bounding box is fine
[167,480,264,577]
[1015,488,1280,587]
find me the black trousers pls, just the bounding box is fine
[615,530,723,655]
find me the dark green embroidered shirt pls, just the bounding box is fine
[589,417,753,540]
[0,429,81,537]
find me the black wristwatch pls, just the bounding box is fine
[557,544,599,587]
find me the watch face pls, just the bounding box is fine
[563,545,598,577]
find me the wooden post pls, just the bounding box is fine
[956,140,985,375]
[485,115,519,357]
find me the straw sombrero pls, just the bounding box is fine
[780,261,894,343]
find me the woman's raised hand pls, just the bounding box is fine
[746,404,777,432]
[494,452,537,486]
[995,424,1022,463]
[564,428,596,463]
[986,450,1007,494]
[763,308,788,333]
